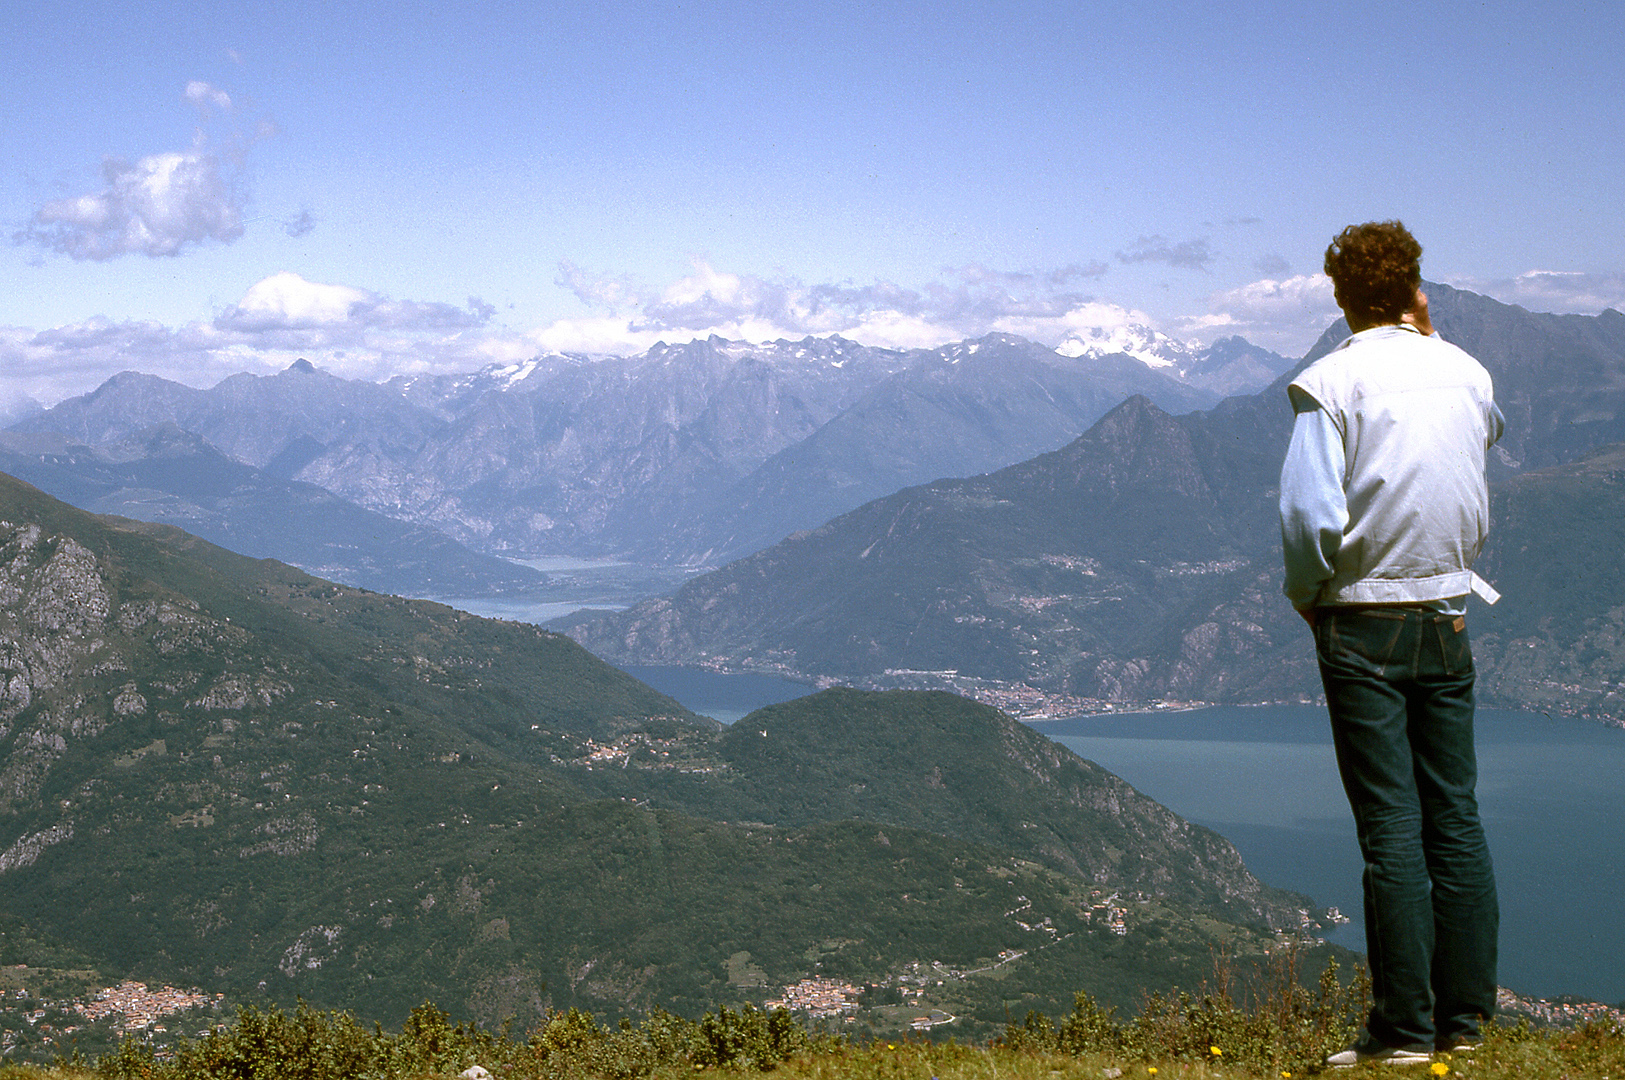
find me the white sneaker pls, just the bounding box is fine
[1326,1043,1434,1067]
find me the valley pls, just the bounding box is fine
[4,287,1625,1043]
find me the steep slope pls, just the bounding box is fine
[0,426,546,598]
[0,474,1330,1032]
[1065,326,1294,398]
[687,688,1306,930]
[1179,336,1296,397]
[384,336,912,556]
[1470,442,1625,722]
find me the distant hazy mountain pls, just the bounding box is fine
[1179,335,1298,396]
[11,339,912,561]
[15,333,1256,565]
[1063,323,1295,398]
[0,474,1320,1031]
[0,397,42,429]
[14,359,447,477]
[0,424,545,598]
[657,334,1217,562]
[570,287,1625,726]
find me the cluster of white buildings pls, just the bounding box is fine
[1084,891,1129,935]
[764,978,862,1019]
[572,733,705,771]
[74,981,222,1032]
[1496,987,1625,1030]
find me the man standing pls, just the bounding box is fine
[1280,221,1503,1067]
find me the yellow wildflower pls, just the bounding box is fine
[1431,1064,1449,1077]
[1209,1046,1222,1056]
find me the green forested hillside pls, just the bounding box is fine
[670,689,1304,930]
[0,472,1334,1036]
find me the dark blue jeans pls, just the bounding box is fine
[1314,606,1499,1050]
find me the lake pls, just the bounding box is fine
[617,665,817,726]
[1033,705,1625,1005]
[426,559,704,626]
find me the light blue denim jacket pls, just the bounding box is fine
[1279,325,1504,616]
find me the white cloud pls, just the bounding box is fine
[184,80,233,113]
[527,315,668,356]
[3,262,1164,410]
[0,262,1434,413]
[547,262,1210,358]
[13,253,1625,419]
[15,149,246,260]
[1176,274,1340,355]
[0,320,214,413]
[554,259,1127,350]
[13,80,267,261]
[1443,270,1625,316]
[215,272,491,340]
[0,275,508,410]
[223,272,372,329]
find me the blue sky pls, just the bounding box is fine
[4,0,1623,410]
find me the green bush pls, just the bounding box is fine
[98,1002,387,1080]
[94,999,824,1080]
[692,1007,808,1071]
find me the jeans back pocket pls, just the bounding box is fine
[1317,609,1407,675]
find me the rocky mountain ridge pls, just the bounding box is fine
[12,333,1282,567]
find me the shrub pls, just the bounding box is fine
[95,999,823,1080]
[693,1006,809,1071]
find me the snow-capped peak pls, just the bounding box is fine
[488,357,543,389]
[1054,322,1199,370]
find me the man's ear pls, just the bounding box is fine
[1401,288,1434,335]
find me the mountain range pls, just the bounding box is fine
[0,424,546,599]
[568,285,1625,726]
[0,472,1326,1035]
[6,281,1620,1035]
[9,334,1290,568]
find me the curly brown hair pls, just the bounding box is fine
[1324,220,1422,326]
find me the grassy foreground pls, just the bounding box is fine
[6,960,1623,1080]
[4,1030,1624,1080]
